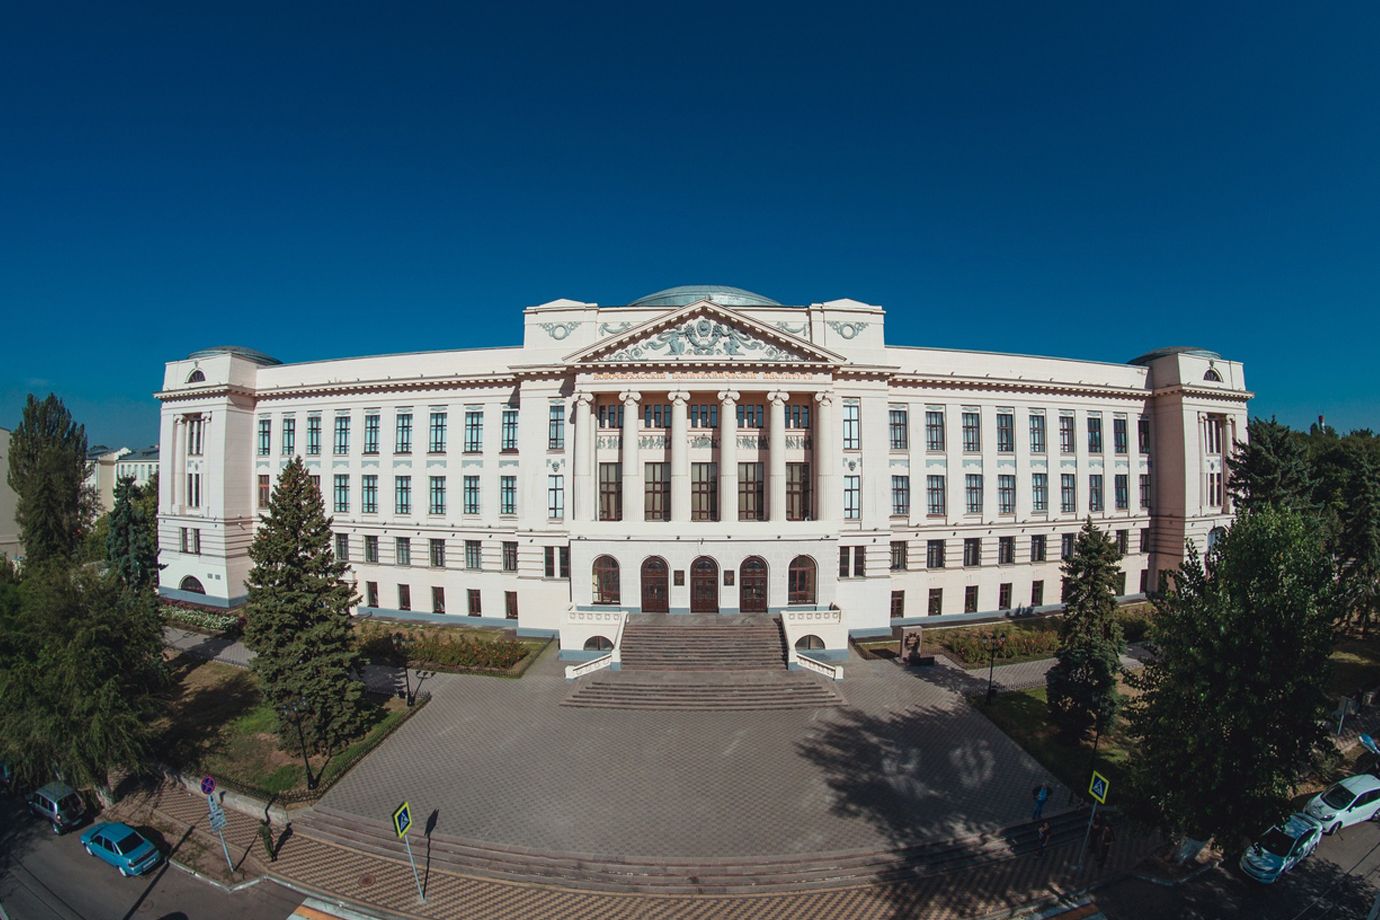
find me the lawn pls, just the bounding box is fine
[1329,631,1380,699]
[930,618,1063,668]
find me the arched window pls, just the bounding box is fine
[1207,526,1226,551]
[179,576,206,594]
[739,556,768,613]
[592,555,620,605]
[584,635,614,652]
[186,369,206,383]
[1203,367,1222,382]
[788,556,817,605]
[795,634,825,651]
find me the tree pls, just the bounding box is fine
[7,394,98,564]
[1337,449,1380,635]
[1046,520,1125,739]
[1127,507,1336,848]
[1227,417,1313,515]
[243,458,366,756]
[106,476,161,591]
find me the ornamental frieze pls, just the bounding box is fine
[539,321,582,341]
[604,318,801,362]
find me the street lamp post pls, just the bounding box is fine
[984,632,1008,705]
[281,698,317,790]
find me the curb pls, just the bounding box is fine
[268,873,421,920]
[1130,858,1220,887]
[166,855,265,892]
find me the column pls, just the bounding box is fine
[814,392,835,522]
[572,393,593,521]
[621,391,642,523]
[718,390,739,524]
[172,416,185,510]
[768,391,790,523]
[669,391,691,523]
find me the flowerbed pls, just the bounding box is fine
[356,620,531,673]
[162,602,242,635]
[937,621,1063,666]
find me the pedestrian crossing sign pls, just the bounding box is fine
[393,801,412,838]
[1089,770,1110,804]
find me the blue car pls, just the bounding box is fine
[80,822,163,877]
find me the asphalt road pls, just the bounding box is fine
[1097,816,1380,919]
[0,795,305,920]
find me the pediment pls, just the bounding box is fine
[565,301,843,365]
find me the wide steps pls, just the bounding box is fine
[617,622,787,673]
[562,677,842,710]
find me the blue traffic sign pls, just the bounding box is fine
[1089,770,1110,804]
[200,776,215,796]
[393,801,412,838]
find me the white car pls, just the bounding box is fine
[1239,812,1323,883]
[1303,774,1380,834]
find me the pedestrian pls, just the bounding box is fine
[1032,783,1051,820]
[1037,820,1052,857]
[1096,820,1115,868]
[259,820,276,863]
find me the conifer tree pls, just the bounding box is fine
[7,394,97,563]
[1046,519,1125,739]
[1227,417,1313,514]
[107,476,160,590]
[1338,450,1380,635]
[244,458,365,756]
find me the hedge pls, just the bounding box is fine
[355,621,530,672]
[162,605,242,635]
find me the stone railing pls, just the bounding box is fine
[782,608,842,627]
[796,653,842,681]
[779,607,844,680]
[565,653,613,679]
[563,610,627,680]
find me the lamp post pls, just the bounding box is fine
[280,697,317,790]
[983,632,1008,705]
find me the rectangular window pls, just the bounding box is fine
[1031,473,1048,512]
[429,411,447,453]
[334,416,350,455]
[1115,474,1129,511]
[1204,417,1222,455]
[432,586,446,615]
[1140,474,1151,509]
[395,412,413,453]
[599,403,625,429]
[1060,474,1076,513]
[843,475,861,519]
[334,474,349,513]
[1140,527,1151,553]
[998,474,1015,514]
[430,538,446,568]
[889,408,908,450]
[784,403,812,429]
[1088,416,1104,453]
[548,474,564,519]
[1114,417,1128,454]
[467,589,481,616]
[599,464,622,521]
[838,546,866,577]
[739,462,765,521]
[548,404,565,450]
[505,591,518,620]
[501,408,519,452]
[306,415,321,456]
[965,474,983,514]
[926,475,946,515]
[962,411,980,452]
[1117,529,1129,555]
[1089,474,1104,512]
[890,590,906,618]
[396,537,411,567]
[1140,569,1149,593]
[1059,415,1075,454]
[964,538,981,567]
[891,475,910,516]
[734,403,764,430]
[925,410,945,451]
[335,532,350,561]
[395,476,412,514]
[998,536,1015,565]
[364,413,380,454]
[644,463,669,521]
[1138,417,1150,453]
[398,584,411,611]
[465,409,484,452]
[282,418,296,456]
[429,476,446,515]
[257,418,271,456]
[361,474,378,513]
[1029,414,1046,453]
[546,546,570,579]
[365,581,378,607]
[498,475,516,515]
[928,588,943,616]
[842,402,861,450]
[186,417,204,456]
[180,527,201,554]
[996,412,1014,453]
[502,541,518,572]
[544,547,556,577]
[927,539,946,568]
[890,541,907,571]
[364,535,378,563]
[1031,534,1047,562]
[187,472,201,508]
[463,475,480,515]
[258,474,271,509]
[964,586,979,613]
[1207,471,1223,507]
[691,463,718,521]
[465,540,482,570]
[999,582,1012,610]
[1031,580,1044,606]
[786,463,811,521]
[1061,532,1075,560]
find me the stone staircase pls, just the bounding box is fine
[562,671,842,711]
[617,619,786,672]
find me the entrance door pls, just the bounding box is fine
[641,557,669,613]
[739,557,768,613]
[690,557,719,614]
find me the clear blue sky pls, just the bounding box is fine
[3,2,1378,447]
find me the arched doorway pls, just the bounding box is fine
[788,555,816,605]
[641,556,669,613]
[739,556,768,613]
[179,575,206,594]
[592,555,620,605]
[690,557,719,614]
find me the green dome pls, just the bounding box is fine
[629,285,781,308]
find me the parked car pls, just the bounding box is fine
[27,782,86,833]
[1239,813,1323,883]
[80,822,163,877]
[1303,773,1380,834]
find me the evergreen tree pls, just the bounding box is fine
[244,458,365,756]
[1046,520,1125,739]
[106,476,161,590]
[1337,449,1380,635]
[1127,508,1336,847]
[7,394,97,563]
[1227,417,1313,514]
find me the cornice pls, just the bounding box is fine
[889,374,1151,401]
[155,385,256,403]
[1152,384,1254,404]
[157,373,521,404]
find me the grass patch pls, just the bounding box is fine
[931,618,1063,668]
[1329,632,1380,699]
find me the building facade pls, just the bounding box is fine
[0,428,21,560]
[115,445,160,489]
[155,285,1249,654]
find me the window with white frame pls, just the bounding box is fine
[843,475,861,519]
[463,475,480,514]
[363,413,380,454]
[464,409,484,452]
[926,474,945,515]
[925,409,945,451]
[429,410,447,453]
[395,411,413,453]
[997,474,1015,514]
[1032,472,1048,512]
[1089,474,1104,512]
[962,411,980,452]
[395,476,411,514]
[548,474,564,519]
[501,408,518,451]
[361,475,378,513]
[842,402,861,450]
[548,404,565,450]
[1029,413,1045,453]
[1060,473,1076,513]
[500,475,517,515]
[429,475,446,514]
[334,474,349,513]
[965,473,983,514]
[891,475,910,515]
[889,408,908,450]
[996,412,1014,453]
[333,415,350,454]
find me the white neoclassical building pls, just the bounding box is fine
[155,285,1248,658]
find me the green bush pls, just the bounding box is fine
[356,621,529,672]
[941,625,1062,665]
[1115,605,1155,644]
[163,605,241,634]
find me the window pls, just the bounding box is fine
[307,416,321,455]
[1089,474,1104,512]
[1115,474,1129,511]
[924,475,945,516]
[461,475,479,515]
[842,401,861,450]
[890,590,906,619]
[1114,418,1128,454]
[335,532,350,561]
[688,403,717,428]
[334,474,349,513]
[1029,414,1046,453]
[180,527,201,555]
[501,408,518,451]
[1117,529,1129,555]
[500,475,517,515]
[258,418,271,456]
[365,581,378,607]
[928,588,943,616]
[431,586,446,614]
[965,474,983,514]
[891,475,910,516]
[1059,415,1075,453]
[784,404,811,429]
[962,411,980,452]
[843,475,861,519]
[838,546,866,577]
[1138,417,1150,453]
[505,591,519,619]
[429,538,446,568]
[396,537,411,566]
[786,463,811,521]
[999,583,1012,610]
[1031,473,1048,513]
[502,541,518,572]
[1031,534,1047,562]
[735,403,764,429]
[464,409,484,452]
[544,546,571,579]
[1031,580,1044,606]
[187,368,206,383]
[890,541,908,571]
[361,475,378,513]
[395,476,411,514]
[398,584,411,611]
[739,462,765,521]
[467,589,481,616]
[282,418,296,456]
[258,474,271,508]
[889,408,908,450]
[429,476,446,515]
[1087,416,1103,453]
[598,403,625,429]
[964,538,981,567]
[788,556,817,605]
[964,586,979,613]
[364,414,380,454]
[548,474,564,519]
[187,472,201,508]
[1204,417,1222,454]
[364,535,378,563]
[1140,569,1149,593]
[548,404,565,450]
[429,411,447,453]
[998,474,1015,514]
[1207,471,1223,507]
[395,412,413,453]
[691,463,718,521]
[599,463,623,521]
[1061,532,1075,560]
[1060,474,1076,513]
[996,412,1014,453]
[465,540,482,570]
[927,540,946,569]
[998,536,1015,565]
[592,555,620,604]
[644,403,670,429]
[925,410,945,451]
[334,416,350,454]
[1140,474,1151,509]
[1140,527,1151,553]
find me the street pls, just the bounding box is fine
[0,795,304,920]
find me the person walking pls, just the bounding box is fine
[1037,820,1052,857]
[1032,782,1051,820]
[1096,820,1115,869]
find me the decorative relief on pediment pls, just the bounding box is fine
[599,322,634,336]
[774,321,808,336]
[603,317,803,362]
[826,320,869,340]
[540,321,582,341]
